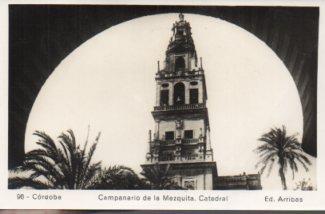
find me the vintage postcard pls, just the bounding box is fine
[0,0,324,211]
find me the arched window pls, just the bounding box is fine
[174,82,185,105]
[175,57,185,72]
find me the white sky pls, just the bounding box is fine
[25,13,316,190]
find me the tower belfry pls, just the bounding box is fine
[141,14,217,190]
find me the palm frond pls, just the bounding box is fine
[12,129,102,190]
[293,153,311,172]
[81,161,101,189]
[140,163,177,189]
[255,152,276,168]
[9,177,54,189]
[23,156,64,186]
[255,126,311,190]
[266,158,275,177]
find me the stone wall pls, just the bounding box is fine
[157,119,204,140]
[215,173,262,190]
[171,167,214,190]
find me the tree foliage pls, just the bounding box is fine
[140,163,182,190]
[9,130,186,190]
[90,165,149,189]
[9,130,101,189]
[255,126,311,190]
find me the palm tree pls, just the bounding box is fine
[141,163,182,190]
[90,165,149,189]
[255,126,311,190]
[9,130,101,189]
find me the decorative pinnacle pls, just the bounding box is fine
[179,13,184,21]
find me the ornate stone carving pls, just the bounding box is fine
[175,119,184,130]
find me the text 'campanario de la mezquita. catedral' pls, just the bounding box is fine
[141,13,262,190]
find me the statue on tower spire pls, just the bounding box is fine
[179,13,184,21]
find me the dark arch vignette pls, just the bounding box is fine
[9,5,318,169]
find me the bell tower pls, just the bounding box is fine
[141,14,217,190]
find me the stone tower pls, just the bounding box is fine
[141,14,217,190]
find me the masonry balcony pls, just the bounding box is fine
[152,103,208,120]
[158,154,203,162]
[150,138,203,148]
[150,139,175,147]
[145,149,211,164]
[154,103,205,111]
[183,154,199,160]
[159,155,175,162]
[182,138,202,145]
[155,68,204,80]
